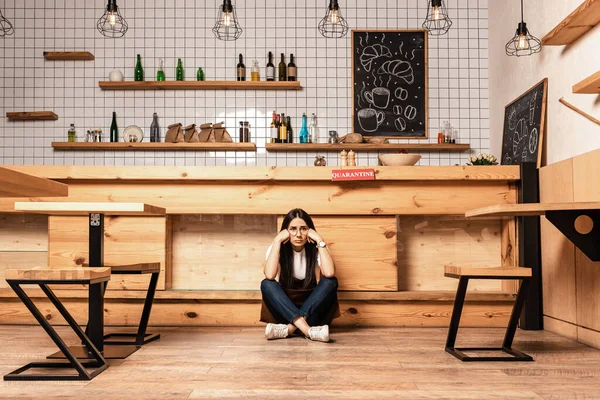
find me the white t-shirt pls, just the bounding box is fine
[265,244,321,280]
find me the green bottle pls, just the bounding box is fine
[197,67,205,81]
[176,58,184,81]
[156,58,165,81]
[135,54,144,81]
[110,112,118,142]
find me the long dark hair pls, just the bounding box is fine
[278,208,318,290]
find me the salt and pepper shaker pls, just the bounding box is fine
[348,150,356,166]
[340,150,348,167]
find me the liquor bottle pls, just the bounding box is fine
[156,58,165,81]
[150,113,160,142]
[279,113,287,142]
[197,67,205,81]
[176,58,184,81]
[135,54,144,81]
[110,111,118,142]
[286,116,293,143]
[67,123,77,142]
[237,54,246,81]
[270,111,278,143]
[308,113,318,143]
[251,60,260,81]
[287,54,297,81]
[278,53,287,81]
[266,51,275,81]
[299,113,309,143]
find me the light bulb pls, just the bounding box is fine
[517,34,528,50]
[433,6,441,21]
[222,11,232,27]
[329,9,339,24]
[108,12,117,27]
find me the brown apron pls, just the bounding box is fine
[260,277,341,325]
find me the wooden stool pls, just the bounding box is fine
[4,267,111,381]
[444,266,534,362]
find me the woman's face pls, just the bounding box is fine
[287,217,309,250]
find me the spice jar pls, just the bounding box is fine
[328,130,339,144]
[239,121,251,143]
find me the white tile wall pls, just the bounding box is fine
[0,0,489,167]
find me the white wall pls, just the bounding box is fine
[489,0,600,166]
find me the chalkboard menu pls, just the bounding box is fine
[352,30,428,138]
[501,78,548,168]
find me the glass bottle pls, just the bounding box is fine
[176,58,184,81]
[299,113,309,143]
[239,121,251,142]
[110,112,118,142]
[97,126,103,142]
[156,58,165,81]
[135,54,144,81]
[287,54,297,81]
[279,113,287,142]
[197,67,205,81]
[237,54,246,81]
[286,116,293,143]
[270,111,278,143]
[150,113,160,142]
[278,53,287,81]
[308,113,318,144]
[67,123,77,142]
[266,51,275,81]
[251,60,260,82]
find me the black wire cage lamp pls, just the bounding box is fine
[505,0,542,57]
[422,0,452,36]
[318,0,349,38]
[97,0,128,38]
[212,0,243,41]
[0,8,14,37]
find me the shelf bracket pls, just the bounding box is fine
[546,209,600,261]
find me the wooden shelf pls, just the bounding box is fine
[51,142,257,152]
[0,166,68,198]
[98,81,302,91]
[43,51,95,61]
[573,70,600,93]
[542,0,600,45]
[6,111,58,121]
[465,202,600,218]
[265,143,470,152]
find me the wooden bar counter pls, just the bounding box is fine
[0,165,520,328]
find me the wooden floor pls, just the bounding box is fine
[1,326,600,399]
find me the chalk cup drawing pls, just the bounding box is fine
[529,128,538,154]
[360,44,392,72]
[395,87,408,101]
[378,59,414,85]
[358,108,385,132]
[394,117,407,131]
[364,87,391,109]
[404,105,417,120]
[393,105,403,115]
[529,91,537,125]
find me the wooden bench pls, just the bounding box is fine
[444,266,533,362]
[4,266,111,381]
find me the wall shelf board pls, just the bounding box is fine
[43,51,95,61]
[51,142,257,152]
[542,0,600,45]
[573,70,600,93]
[265,143,470,152]
[98,81,302,90]
[6,111,58,121]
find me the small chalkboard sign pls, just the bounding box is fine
[352,30,428,138]
[501,78,548,168]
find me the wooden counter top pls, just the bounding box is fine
[3,165,520,182]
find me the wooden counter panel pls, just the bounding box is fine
[0,181,516,215]
[0,214,47,251]
[48,215,167,291]
[0,251,47,288]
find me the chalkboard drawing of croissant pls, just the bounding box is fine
[378,60,414,84]
[360,44,392,72]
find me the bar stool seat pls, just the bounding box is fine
[444,265,534,362]
[4,267,111,381]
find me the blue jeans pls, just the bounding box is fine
[260,276,338,326]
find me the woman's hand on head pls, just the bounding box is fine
[307,229,322,244]
[275,229,291,244]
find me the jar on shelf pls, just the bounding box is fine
[239,121,251,142]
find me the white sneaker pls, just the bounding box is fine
[308,325,330,342]
[265,323,289,340]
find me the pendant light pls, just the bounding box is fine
[422,0,452,36]
[505,0,541,57]
[318,0,349,38]
[97,0,128,38]
[213,0,243,41]
[0,8,14,37]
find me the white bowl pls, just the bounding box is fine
[109,70,124,82]
[378,154,421,166]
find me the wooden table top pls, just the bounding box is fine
[0,166,68,198]
[465,202,600,218]
[14,202,166,216]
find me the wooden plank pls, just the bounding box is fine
[540,157,577,324]
[444,266,531,279]
[500,215,519,293]
[0,252,47,288]
[577,325,600,350]
[0,214,47,251]
[573,70,600,94]
[98,81,302,90]
[543,316,578,341]
[6,111,58,120]
[48,216,167,291]
[0,166,68,198]
[5,266,110,281]
[15,201,166,216]
[43,51,95,60]
[3,165,522,182]
[105,263,161,273]
[265,143,470,152]
[465,202,600,217]
[542,0,600,45]
[573,149,600,202]
[397,217,503,292]
[52,142,257,152]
